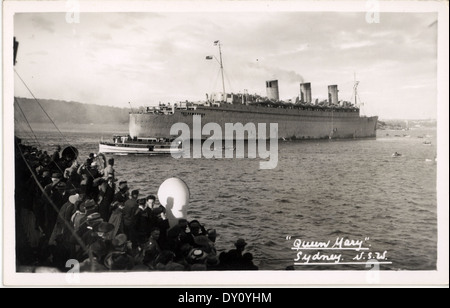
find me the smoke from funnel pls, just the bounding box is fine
[249,62,304,83]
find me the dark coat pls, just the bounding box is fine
[134,207,153,244]
[98,185,115,221]
[48,201,76,246]
[123,198,138,228]
[108,207,124,240]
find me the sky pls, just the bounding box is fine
[13,10,439,119]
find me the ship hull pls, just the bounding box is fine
[129,103,378,140]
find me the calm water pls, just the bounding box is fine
[15,124,438,270]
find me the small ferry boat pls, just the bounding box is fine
[99,135,183,155]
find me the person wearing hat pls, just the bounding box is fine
[42,175,68,238]
[45,191,78,268]
[93,221,115,256]
[51,145,61,162]
[94,221,115,240]
[80,199,98,220]
[186,248,208,271]
[224,238,248,270]
[89,161,102,180]
[38,168,52,189]
[111,234,129,253]
[76,157,92,176]
[79,220,114,260]
[71,211,103,259]
[43,172,63,200]
[55,180,67,192]
[146,195,158,226]
[48,193,79,246]
[193,235,215,255]
[205,254,221,271]
[185,220,207,246]
[143,195,169,249]
[241,253,259,270]
[207,229,217,243]
[50,172,63,185]
[107,252,135,271]
[78,212,103,241]
[97,176,115,222]
[104,233,135,271]
[75,203,100,239]
[108,201,125,240]
[38,151,52,167]
[113,181,129,203]
[142,228,161,269]
[70,195,89,231]
[176,218,191,246]
[103,158,115,180]
[133,198,152,247]
[77,155,102,198]
[64,161,81,189]
[79,240,108,272]
[123,189,139,243]
[188,220,207,236]
[155,250,185,271]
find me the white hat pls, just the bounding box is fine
[69,194,80,204]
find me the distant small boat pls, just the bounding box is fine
[392,152,402,157]
[99,135,183,155]
[423,141,432,145]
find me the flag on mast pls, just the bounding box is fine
[205,56,213,60]
[214,40,219,45]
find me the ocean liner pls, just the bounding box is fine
[128,41,378,141]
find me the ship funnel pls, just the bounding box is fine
[266,80,279,101]
[328,85,339,105]
[300,82,312,104]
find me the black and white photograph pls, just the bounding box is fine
[2,0,448,287]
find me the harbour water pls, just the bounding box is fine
[14,123,438,270]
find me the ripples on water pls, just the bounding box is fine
[15,125,438,271]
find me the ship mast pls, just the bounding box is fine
[353,74,361,107]
[216,41,226,101]
[206,40,226,102]
[352,73,365,115]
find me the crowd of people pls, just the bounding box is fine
[14,139,259,272]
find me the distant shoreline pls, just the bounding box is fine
[15,122,129,134]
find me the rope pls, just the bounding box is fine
[14,68,97,179]
[14,69,80,162]
[15,96,80,190]
[223,69,233,94]
[14,97,41,148]
[211,68,221,98]
[14,118,40,148]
